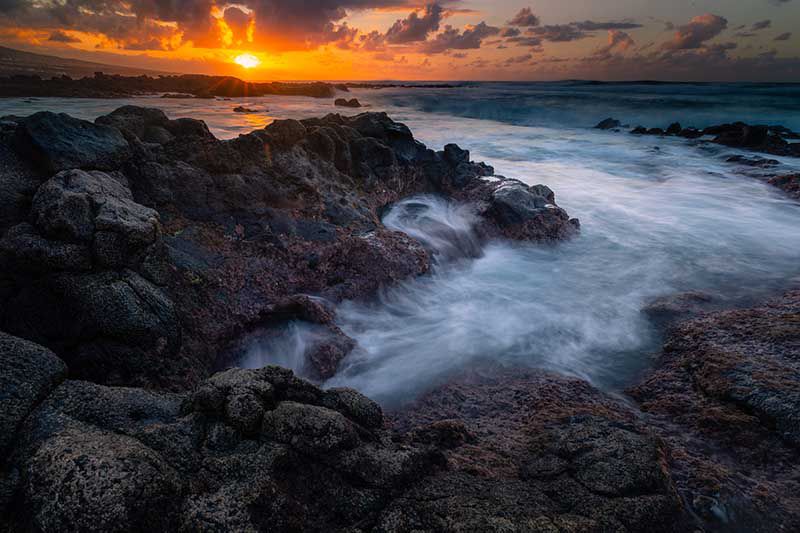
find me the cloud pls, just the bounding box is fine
[508,7,539,27]
[593,29,635,56]
[499,27,520,38]
[775,32,792,41]
[48,30,81,43]
[529,24,588,42]
[420,21,499,54]
[385,3,443,44]
[751,19,771,31]
[574,20,642,31]
[502,53,533,66]
[505,36,542,47]
[223,6,253,46]
[661,13,727,50]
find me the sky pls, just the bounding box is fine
[0,0,798,81]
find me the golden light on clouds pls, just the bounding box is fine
[234,53,260,69]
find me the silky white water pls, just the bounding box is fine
[4,83,799,405]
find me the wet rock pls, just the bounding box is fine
[631,126,648,134]
[0,107,573,392]
[768,173,800,200]
[630,289,800,531]
[233,106,258,113]
[14,111,131,173]
[642,291,716,326]
[678,127,703,139]
[387,368,687,531]
[726,154,780,167]
[335,98,362,108]
[647,127,665,135]
[479,179,579,241]
[666,122,682,135]
[595,117,621,130]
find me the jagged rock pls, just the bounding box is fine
[631,126,647,134]
[0,107,575,391]
[630,289,800,531]
[0,223,92,273]
[14,111,131,173]
[335,98,362,108]
[1,358,443,532]
[478,179,579,241]
[595,117,621,130]
[31,169,160,267]
[666,122,682,135]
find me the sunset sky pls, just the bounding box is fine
[1,0,798,81]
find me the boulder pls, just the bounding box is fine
[666,122,682,135]
[0,332,66,458]
[595,117,621,130]
[334,98,362,108]
[1,364,443,532]
[31,169,160,267]
[14,111,131,173]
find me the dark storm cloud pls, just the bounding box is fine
[223,6,252,43]
[661,13,727,50]
[385,3,442,44]
[528,24,588,42]
[775,32,792,41]
[420,21,499,53]
[508,7,539,27]
[751,19,772,30]
[0,0,433,51]
[499,27,520,38]
[574,20,642,31]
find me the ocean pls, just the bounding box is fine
[5,82,800,405]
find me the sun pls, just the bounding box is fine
[234,53,260,69]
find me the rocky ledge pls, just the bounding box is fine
[0,333,689,532]
[0,106,578,391]
[630,289,800,531]
[595,117,800,158]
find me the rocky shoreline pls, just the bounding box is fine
[1,106,798,532]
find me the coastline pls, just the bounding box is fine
[0,103,799,531]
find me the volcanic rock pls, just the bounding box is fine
[630,289,800,531]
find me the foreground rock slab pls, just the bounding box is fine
[1,333,690,532]
[389,368,688,532]
[630,289,800,531]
